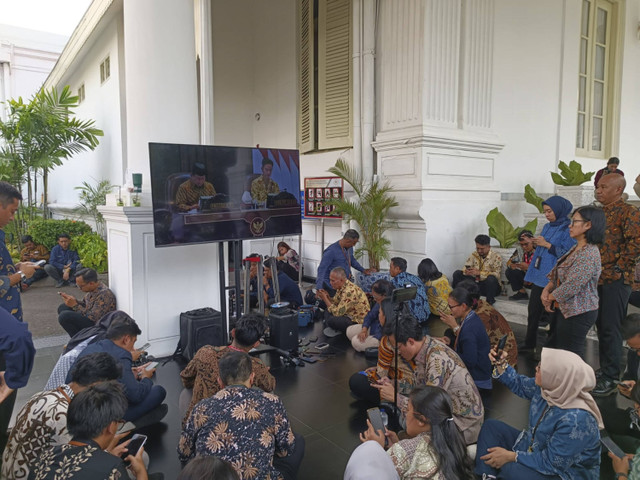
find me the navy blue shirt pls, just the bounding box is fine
[362,303,383,340]
[266,272,303,307]
[0,229,23,321]
[455,310,492,389]
[316,241,365,289]
[0,306,35,388]
[49,245,80,272]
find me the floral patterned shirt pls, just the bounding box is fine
[3,385,74,480]
[328,279,370,324]
[179,345,275,425]
[175,179,216,211]
[463,249,502,282]
[599,199,640,285]
[424,275,452,316]
[391,272,431,322]
[250,176,280,203]
[20,243,50,262]
[73,283,117,323]
[388,432,444,479]
[178,385,296,480]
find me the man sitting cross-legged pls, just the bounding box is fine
[44,233,80,287]
[179,313,276,425]
[29,381,150,480]
[389,256,431,323]
[57,267,117,337]
[317,266,370,337]
[452,234,502,305]
[179,351,305,480]
[66,316,167,426]
[2,353,121,480]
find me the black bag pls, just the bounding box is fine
[177,307,224,361]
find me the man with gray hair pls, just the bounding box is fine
[317,266,370,336]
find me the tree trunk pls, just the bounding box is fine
[43,168,49,218]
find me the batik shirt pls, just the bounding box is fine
[424,275,452,316]
[28,438,128,479]
[388,432,445,479]
[398,337,484,444]
[462,250,502,282]
[179,345,276,425]
[250,176,280,203]
[391,272,431,322]
[71,283,117,323]
[178,385,296,480]
[3,385,74,480]
[328,280,370,324]
[175,179,216,211]
[599,199,640,285]
[497,366,601,479]
[0,229,22,320]
[20,243,49,262]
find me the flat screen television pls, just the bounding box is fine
[148,143,301,247]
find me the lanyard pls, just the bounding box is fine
[528,404,550,452]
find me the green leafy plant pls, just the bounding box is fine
[326,158,399,271]
[75,179,114,237]
[73,232,108,273]
[27,219,92,249]
[550,160,595,186]
[486,208,538,248]
[524,184,544,213]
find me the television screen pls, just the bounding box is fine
[149,143,301,247]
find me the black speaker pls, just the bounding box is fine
[268,307,299,351]
[179,307,224,361]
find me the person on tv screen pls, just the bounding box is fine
[250,158,280,204]
[175,162,216,211]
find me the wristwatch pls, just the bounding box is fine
[17,271,26,282]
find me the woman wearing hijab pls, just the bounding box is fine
[475,348,602,479]
[519,196,576,353]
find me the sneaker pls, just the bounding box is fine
[55,280,65,288]
[133,404,169,429]
[509,291,529,301]
[323,327,342,338]
[592,377,618,397]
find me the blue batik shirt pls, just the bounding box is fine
[0,229,22,321]
[391,272,430,323]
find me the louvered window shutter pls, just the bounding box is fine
[298,0,315,153]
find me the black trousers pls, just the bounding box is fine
[325,314,354,333]
[523,285,545,348]
[452,271,501,303]
[505,268,526,292]
[58,304,94,337]
[348,372,380,404]
[596,279,631,380]
[547,309,597,360]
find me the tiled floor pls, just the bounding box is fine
[14,311,631,479]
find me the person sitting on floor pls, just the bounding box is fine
[317,266,370,337]
[178,351,305,480]
[505,230,535,301]
[349,297,417,405]
[452,234,502,305]
[56,267,117,337]
[374,315,484,445]
[44,233,80,287]
[346,279,393,352]
[29,381,150,480]
[389,257,431,324]
[19,235,49,289]
[2,352,121,480]
[262,257,303,308]
[179,312,276,425]
[476,347,602,479]
[609,384,640,480]
[346,386,475,480]
[418,258,453,318]
[66,316,167,426]
[177,456,240,480]
[275,241,301,282]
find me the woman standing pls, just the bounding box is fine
[542,206,605,359]
[476,348,602,479]
[519,196,575,353]
[275,241,300,281]
[417,258,453,317]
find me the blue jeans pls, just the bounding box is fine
[124,385,167,421]
[475,419,559,479]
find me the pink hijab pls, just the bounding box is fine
[539,348,603,428]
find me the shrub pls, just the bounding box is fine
[73,232,108,273]
[27,219,92,249]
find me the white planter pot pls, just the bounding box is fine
[491,246,515,288]
[555,185,595,208]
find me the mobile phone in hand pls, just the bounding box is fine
[601,436,625,459]
[120,434,147,462]
[145,361,159,371]
[138,343,151,352]
[34,260,46,267]
[495,334,508,358]
[366,407,386,435]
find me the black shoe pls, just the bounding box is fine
[509,292,529,301]
[486,298,496,305]
[55,280,65,288]
[592,378,618,397]
[517,343,534,353]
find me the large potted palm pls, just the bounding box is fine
[326,158,398,271]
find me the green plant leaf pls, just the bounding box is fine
[520,218,538,236]
[486,208,518,248]
[550,161,595,186]
[524,184,544,213]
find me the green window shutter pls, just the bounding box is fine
[298,0,315,153]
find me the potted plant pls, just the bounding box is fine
[326,158,398,271]
[551,160,595,208]
[523,184,548,235]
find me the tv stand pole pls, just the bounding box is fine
[218,242,228,344]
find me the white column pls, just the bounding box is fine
[197,0,215,144]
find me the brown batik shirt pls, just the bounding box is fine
[599,199,640,285]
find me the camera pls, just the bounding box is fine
[391,285,417,304]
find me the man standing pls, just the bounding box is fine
[505,230,535,301]
[251,157,280,204]
[56,267,117,337]
[175,162,216,211]
[592,174,640,396]
[452,234,502,305]
[317,267,370,336]
[0,182,38,466]
[179,351,304,480]
[19,235,49,289]
[389,257,430,323]
[44,233,80,287]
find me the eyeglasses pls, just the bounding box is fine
[448,303,461,309]
[570,219,587,226]
[535,363,541,371]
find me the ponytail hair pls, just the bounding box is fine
[409,386,474,479]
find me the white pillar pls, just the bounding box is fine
[197,0,215,144]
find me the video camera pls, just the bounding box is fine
[391,285,417,304]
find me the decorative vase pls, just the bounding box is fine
[555,185,594,208]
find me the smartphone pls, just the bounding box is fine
[120,433,147,460]
[34,260,46,267]
[495,334,508,358]
[315,342,330,350]
[145,361,159,371]
[601,436,625,459]
[366,407,386,435]
[138,343,151,352]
